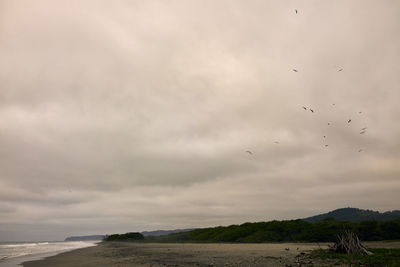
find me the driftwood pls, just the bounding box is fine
[329,230,373,255]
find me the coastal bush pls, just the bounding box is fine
[105,232,144,241]
[311,248,400,266]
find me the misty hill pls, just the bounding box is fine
[302,208,400,223]
[65,235,105,241]
[141,228,195,237]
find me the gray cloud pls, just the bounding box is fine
[0,0,399,241]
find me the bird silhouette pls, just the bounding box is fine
[302,106,307,110]
[360,131,366,134]
[361,127,367,130]
[295,9,298,14]
[338,68,343,72]
[358,149,363,152]
[323,136,326,138]
[310,109,314,113]
[293,69,298,72]
[358,111,362,114]
[325,144,329,147]
[274,141,280,144]
[328,123,330,125]
[246,150,253,155]
[348,119,352,123]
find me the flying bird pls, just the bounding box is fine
[361,127,367,130]
[358,149,363,152]
[325,144,329,147]
[328,123,330,125]
[274,141,280,144]
[323,136,326,138]
[338,68,343,72]
[293,69,298,72]
[310,109,314,113]
[358,111,362,114]
[360,131,366,134]
[332,103,335,106]
[295,9,298,14]
[246,150,253,155]
[302,106,307,110]
[348,119,352,123]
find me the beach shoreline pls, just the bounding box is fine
[22,241,400,267]
[22,241,318,266]
[0,241,98,267]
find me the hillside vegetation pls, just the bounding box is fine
[143,218,400,243]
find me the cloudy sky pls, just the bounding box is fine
[1,0,399,241]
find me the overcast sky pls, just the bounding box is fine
[1,0,399,241]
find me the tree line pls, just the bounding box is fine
[144,218,400,243]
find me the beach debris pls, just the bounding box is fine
[361,127,367,130]
[329,230,373,255]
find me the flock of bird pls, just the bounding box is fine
[246,89,369,156]
[245,9,369,156]
[300,104,368,151]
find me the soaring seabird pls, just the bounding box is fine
[293,69,298,72]
[246,150,253,155]
[348,119,351,123]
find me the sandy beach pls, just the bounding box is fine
[20,241,400,267]
[22,242,317,266]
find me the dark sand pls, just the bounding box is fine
[22,241,400,267]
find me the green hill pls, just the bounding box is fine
[303,208,400,222]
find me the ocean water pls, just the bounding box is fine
[0,241,98,267]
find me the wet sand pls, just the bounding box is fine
[22,241,400,267]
